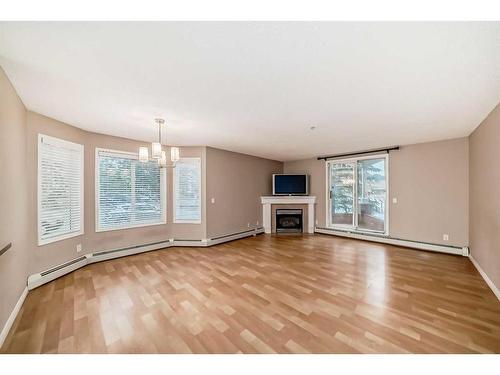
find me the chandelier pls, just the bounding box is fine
[138,118,180,168]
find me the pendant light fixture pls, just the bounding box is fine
[139,118,180,168]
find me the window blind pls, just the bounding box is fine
[174,158,201,222]
[96,149,166,231]
[38,134,84,245]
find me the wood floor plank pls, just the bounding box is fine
[2,234,500,353]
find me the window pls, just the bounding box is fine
[38,134,84,245]
[174,158,201,223]
[327,155,388,234]
[96,149,166,231]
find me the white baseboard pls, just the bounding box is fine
[315,227,468,256]
[27,228,263,290]
[0,286,28,349]
[469,256,500,301]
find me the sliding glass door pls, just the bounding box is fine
[356,158,387,232]
[329,162,355,228]
[328,155,388,234]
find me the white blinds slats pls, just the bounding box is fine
[97,150,166,231]
[174,158,201,222]
[38,135,84,245]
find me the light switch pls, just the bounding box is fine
[211,198,215,204]
[392,197,398,204]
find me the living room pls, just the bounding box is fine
[0,3,499,373]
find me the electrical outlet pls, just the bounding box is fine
[76,244,82,253]
[256,220,259,226]
[392,197,398,204]
[443,234,449,241]
[211,197,215,204]
[247,222,251,228]
[315,219,319,225]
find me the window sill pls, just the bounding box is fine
[173,220,202,224]
[38,230,84,246]
[96,220,167,233]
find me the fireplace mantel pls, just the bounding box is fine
[260,196,316,234]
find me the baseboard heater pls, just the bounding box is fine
[89,239,175,263]
[27,227,264,290]
[28,255,89,290]
[173,239,208,247]
[315,227,469,256]
[208,227,264,246]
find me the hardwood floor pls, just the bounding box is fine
[2,234,500,354]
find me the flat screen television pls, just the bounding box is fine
[272,174,308,195]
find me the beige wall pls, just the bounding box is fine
[390,138,469,247]
[0,68,29,333]
[26,112,207,274]
[206,147,282,238]
[469,103,500,290]
[284,138,469,247]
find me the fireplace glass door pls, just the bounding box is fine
[276,209,303,233]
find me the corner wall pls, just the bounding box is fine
[284,137,469,248]
[0,67,29,336]
[205,147,283,238]
[469,103,500,291]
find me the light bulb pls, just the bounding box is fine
[158,150,167,167]
[152,142,162,159]
[170,147,180,163]
[139,147,149,162]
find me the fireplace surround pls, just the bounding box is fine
[260,196,316,234]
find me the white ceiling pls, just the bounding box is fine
[1,22,499,161]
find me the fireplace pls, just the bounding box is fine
[276,209,303,233]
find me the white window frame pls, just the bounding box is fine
[95,148,167,232]
[173,157,202,224]
[325,153,389,236]
[38,134,84,246]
